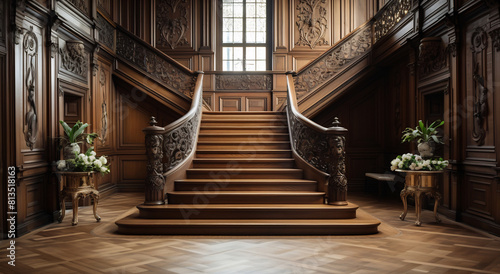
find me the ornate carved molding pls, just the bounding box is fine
[418,37,447,77]
[67,0,89,15]
[145,133,165,192]
[96,13,114,49]
[91,45,99,76]
[489,28,500,52]
[156,0,190,49]
[14,25,23,45]
[215,74,272,90]
[99,69,108,143]
[294,26,371,98]
[60,40,88,78]
[471,27,489,146]
[24,26,38,150]
[373,0,411,43]
[116,30,195,97]
[295,0,328,49]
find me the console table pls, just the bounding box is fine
[57,172,101,225]
[396,170,442,226]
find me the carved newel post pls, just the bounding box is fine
[143,116,165,205]
[327,117,348,206]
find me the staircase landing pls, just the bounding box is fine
[116,111,380,235]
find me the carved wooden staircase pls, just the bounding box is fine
[116,112,380,235]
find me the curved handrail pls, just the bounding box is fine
[142,72,204,205]
[286,73,348,205]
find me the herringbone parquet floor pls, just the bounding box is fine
[1,192,500,273]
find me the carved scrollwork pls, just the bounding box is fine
[216,74,272,90]
[67,0,89,14]
[295,0,328,49]
[96,13,114,50]
[329,136,347,192]
[146,134,165,191]
[489,28,500,52]
[418,37,447,77]
[60,40,88,78]
[116,30,195,98]
[294,26,371,98]
[99,69,108,143]
[156,0,190,49]
[24,26,38,150]
[373,0,411,43]
[471,27,489,146]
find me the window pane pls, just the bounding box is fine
[223,18,233,31]
[223,47,232,60]
[247,32,255,43]
[246,60,255,71]
[256,61,266,71]
[246,3,255,17]
[223,32,233,43]
[246,18,255,32]
[234,61,243,71]
[257,18,266,31]
[234,47,243,60]
[234,3,243,17]
[257,3,266,17]
[223,61,233,71]
[246,47,255,60]
[234,19,243,31]
[256,47,266,59]
[255,32,266,43]
[223,4,233,17]
[234,32,243,43]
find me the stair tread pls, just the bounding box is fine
[176,178,315,183]
[197,141,290,144]
[169,191,323,195]
[199,133,289,136]
[201,126,288,129]
[139,203,358,209]
[197,149,291,152]
[202,118,286,122]
[187,168,302,172]
[204,111,285,115]
[193,157,294,160]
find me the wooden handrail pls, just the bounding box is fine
[142,72,204,205]
[286,73,348,205]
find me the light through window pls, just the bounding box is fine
[222,0,268,71]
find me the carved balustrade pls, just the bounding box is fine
[143,73,204,205]
[286,73,348,205]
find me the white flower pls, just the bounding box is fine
[90,151,96,157]
[99,156,107,165]
[56,160,66,170]
[93,160,102,168]
[432,160,437,165]
[398,162,404,168]
[415,155,422,161]
[100,166,108,173]
[88,155,96,162]
[409,163,416,170]
[391,166,396,171]
[77,153,85,160]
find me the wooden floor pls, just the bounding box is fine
[2,192,500,273]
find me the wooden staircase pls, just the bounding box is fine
[116,112,380,235]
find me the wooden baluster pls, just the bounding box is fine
[143,116,166,205]
[327,118,348,205]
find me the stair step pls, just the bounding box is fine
[192,158,295,168]
[174,179,316,191]
[196,150,292,158]
[186,168,303,179]
[116,215,381,235]
[202,118,287,127]
[198,133,289,141]
[137,203,359,219]
[200,125,288,134]
[167,191,324,204]
[197,141,291,150]
[203,111,286,120]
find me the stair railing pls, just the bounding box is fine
[143,72,204,205]
[286,72,348,205]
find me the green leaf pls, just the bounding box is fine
[72,123,89,142]
[59,121,72,138]
[85,146,94,156]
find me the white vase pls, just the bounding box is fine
[417,142,434,158]
[63,143,80,159]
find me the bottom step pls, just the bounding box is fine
[115,214,380,235]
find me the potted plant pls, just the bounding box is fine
[59,120,98,159]
[56,146,110,175]
[401,120,444,158]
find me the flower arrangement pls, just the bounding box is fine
[59,120,98,146]
[390,153,449,171]
[56,147,110,175]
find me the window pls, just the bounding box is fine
[220,0,270,71]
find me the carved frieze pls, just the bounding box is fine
[99,69,108,144]
[294,26,371,98]
[216,74,272,90]
[116,30,195,97]
[418,37,447,77]
[24,26,38,150]
[60,40,88,79]
[156,0,191,49]
[295,0,328,49]
[489,28,500,52]
[373,0,411,43]
[96,13,114,50]
[67,0,89,15]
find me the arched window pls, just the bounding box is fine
[218,0,271,71]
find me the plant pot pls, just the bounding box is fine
[417,141,435,158]
[63,143,80,159]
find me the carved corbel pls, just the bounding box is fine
[13,25,23,45]
[60,40,88,77]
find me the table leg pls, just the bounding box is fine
[92,192,101,222]
[415,190,422,226]
[72,193,79,226]
[399,188,408,220]
[58,194,66,223]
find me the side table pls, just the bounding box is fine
[57,172,101,225]
[396,170,442,226]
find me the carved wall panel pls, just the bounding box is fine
[59,40,88,82]
[95,60,112,150]
[67,0,90,16]
[156,0,192,50]
[23,26,39,150]
[97,13,115,50]
[418,37,447,78]
[215,93,272,111]
[294,0,329,49]
[216,74,272,90]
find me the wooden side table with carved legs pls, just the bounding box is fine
[57,172,101,225]
[396,170,442,226]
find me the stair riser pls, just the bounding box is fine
[203,115,286,120]
[117,224,379,235]
[193,161,294,168]
[198,135,289,142]
[186,171,303,180]
[197,143,291,150]
[175,183,316,191]
[196,152,292,158]
[168,194,324,204]
[200,129,288,134]
[201,121,287,127]
[138,209,356,219]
